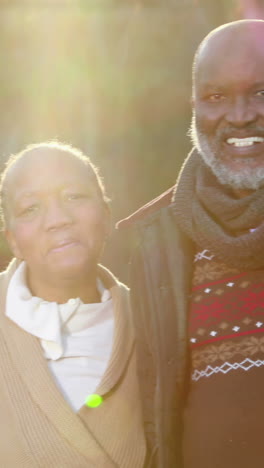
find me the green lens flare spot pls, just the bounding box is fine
[85,394,103,408]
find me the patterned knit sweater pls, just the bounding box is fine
[183,247,264,468]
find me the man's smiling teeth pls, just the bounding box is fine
[227,136,264,147]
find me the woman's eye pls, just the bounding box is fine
[66,191,93,201]
[67,193,86,200]
[21,205,38,215]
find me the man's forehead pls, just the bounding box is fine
[195,21,264,76]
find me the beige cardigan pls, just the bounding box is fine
[0,259,146,467]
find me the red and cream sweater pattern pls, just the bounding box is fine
[189,248,264,381]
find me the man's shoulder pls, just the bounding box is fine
[116,186,175,230]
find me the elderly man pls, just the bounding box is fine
[118,19,264,468]
[0,142,145,467]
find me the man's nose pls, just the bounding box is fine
[44,199,73,229]
[225,96,257,127]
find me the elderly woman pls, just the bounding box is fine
[0,142,145,467]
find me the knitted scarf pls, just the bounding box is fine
[172,148,264,270]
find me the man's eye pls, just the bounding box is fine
[255,90,264,97]
[207,93,225,102]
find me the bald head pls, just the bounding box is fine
[193,19,264,89]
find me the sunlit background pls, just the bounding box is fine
[0,0,264,280]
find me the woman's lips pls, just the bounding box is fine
[49,240,79,253]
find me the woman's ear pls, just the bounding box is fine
[103,203,112,239]
[4,229,23,259]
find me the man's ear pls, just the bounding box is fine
[4,229,23,259]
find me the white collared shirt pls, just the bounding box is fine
[6,261,114,411]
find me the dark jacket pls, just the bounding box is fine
[117,188,195,468]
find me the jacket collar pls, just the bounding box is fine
[116,185,175,230]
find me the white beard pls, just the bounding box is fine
[190,115,264,190]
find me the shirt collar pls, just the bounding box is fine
[5,261,112,359]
